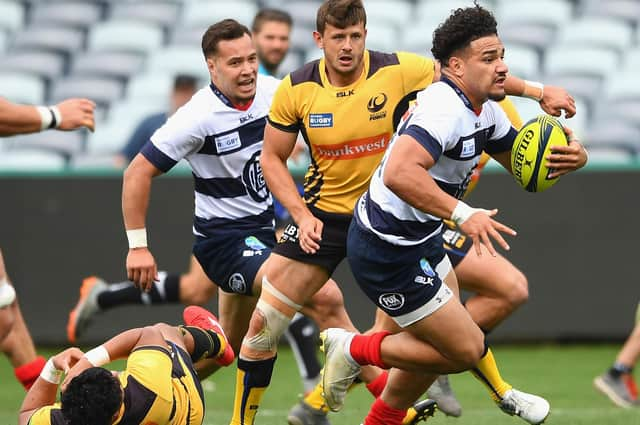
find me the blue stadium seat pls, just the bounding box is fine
[70,51,145,81]
[555,17,633,52]
[181,0,258,28]
[499,22,555,53]
[88,20,164,54]
[50,76,124,109]
[28,1,103,30]
[544,46,619,80]
[583,118,640,157]
[9,26,85,57]
[0,0,25,33]
[145,46,209,82]
[0,71,45,104]
[579,0,640,25]
[109,1,182,30]
[496,0,573,29]
[0,50,66,83]
[170,25,206,46]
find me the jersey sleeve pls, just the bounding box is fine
[267,76,300,133]
[498,97,524,130]
[27,405,61,425]
[397,52,435,93]
[485,101,517,154]
[401,87,460,162]
[141,102,206,172]
[121,346,173,402]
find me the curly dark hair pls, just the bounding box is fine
[61,367,123,425]
[431,2,498,65]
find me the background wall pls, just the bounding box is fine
[1,169,637,345]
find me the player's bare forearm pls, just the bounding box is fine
[122,155,160,231]
[19,379,58,425]
[0,98,44,136]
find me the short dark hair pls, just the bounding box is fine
[201,19,251,58]
[431,2,498,65]
[173,74,198,91]
[316,0,366,34]
[252,8,292,33]
[61,367,122,425]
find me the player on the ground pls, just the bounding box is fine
[228,1,578,425]
[320,4,586,425]
[19,306,232,425]
[594,301,640,407]
[0,96,95,390]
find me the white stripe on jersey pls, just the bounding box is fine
[358,81,513,246]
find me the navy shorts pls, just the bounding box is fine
[442,220,473,267]
[192,229,275,296]
[347,220,454,328]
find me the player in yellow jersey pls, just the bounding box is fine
[228,1,579,425]
[19,306,232,425]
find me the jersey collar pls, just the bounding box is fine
[209,82,253,111]
[440,76,482,116]
[318,50,369,92]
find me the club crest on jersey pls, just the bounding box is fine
[309,113,333,128]
[368,93,388,121]
[228,273,247,294]
[379,293,405,310]
[461,138,476,158]
[242,151,269,202]
[419,258,436,277]
[215,131,241,153]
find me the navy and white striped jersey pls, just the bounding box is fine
[140,74,281,238]
[355,77,517,246]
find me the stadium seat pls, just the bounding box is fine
[85,121,139,154]
[583,119,640,156]
[145,46,209,82]
[277,51,304,76]
[0,0,25,33]
[50,77,124,109]
[69,153,121,171]
[169,25,206,46]
[499,22,556,53]
[580,0,640,25]
[289,24,316,51]
[0,29,7,52]
[6,130,85,160]
[583,147,635,164]
[88,20,164,54]
[28,1,103,30]
[109,1,182,29]
[496,0,573,29]
[0,50,66,83]
[544,46,619,80]
[70,51,145,81]
[9,26,85,57]
[274,1,320,28]
[400,20,437,54]
[510,94,589,139]
[555,17,633,52]
[0,150,67,172]
[364,23,397,52]
[623,48,640,73]
[0,71,44,104]
[181,0,258,27]
[365,0,413,28]
[126,72,176,102]
[416,0,496,23]
[504,44,539,80]
[602,72,640,102]
[541,74,602,107]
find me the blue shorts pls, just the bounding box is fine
[192,229,275,296]
[347,220,454,327]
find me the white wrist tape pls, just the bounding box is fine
[523,80,544,102]
[40,358,63,384]
[451,201,480,226]
[126,228,148,249]
[84,345,111,367]
[49,105,62,128]
[35,106,52,131]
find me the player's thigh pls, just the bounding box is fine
[179,255,217,304]
[217,289,258,351]
[455,243,527,298]
[0,248,6,279]
[0,308,14,342]
[260,253,330,306]
[156,323,187,350]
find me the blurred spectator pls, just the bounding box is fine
[117,74,198,166]
[252,8,292,77]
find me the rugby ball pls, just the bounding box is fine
[511,115,568,192]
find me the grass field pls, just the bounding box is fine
[1,344,638,424]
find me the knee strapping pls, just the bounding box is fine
[244,299,293,352]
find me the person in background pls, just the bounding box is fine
[594,302,640,407]
[0,96,95,390]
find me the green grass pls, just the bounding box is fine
[1,345,637,424]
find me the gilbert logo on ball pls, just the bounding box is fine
[511,115,568,192]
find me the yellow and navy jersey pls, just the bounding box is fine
[28,344,204,425]
[269,50,435,214]
[464,97,523,196]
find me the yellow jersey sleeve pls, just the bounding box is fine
[397,52,435,93]
[122,346,173,402]
[27,405,61,425]
[268,75,300,133]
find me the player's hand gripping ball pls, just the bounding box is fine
[511,114,568,192]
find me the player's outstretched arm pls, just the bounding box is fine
[261,123,323,254]
[503,75,576,118]
[19,348,85,425]
[0,97,95,136]
[122,154,163,291]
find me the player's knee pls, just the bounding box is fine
[306,282,346,329]
[243,300,291,353]
[179,276,215,305]
[0,309,15,341]
[450,333,484,371]
[504,271,529,309]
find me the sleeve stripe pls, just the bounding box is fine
[485,126,517,154]
[267,117,299,133]
[140,142,178,173]
[403,125,443,162]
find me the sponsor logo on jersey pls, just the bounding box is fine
[461,138,476,158]
[239,113,254,124]
[419,258,436,277]
[215,131,242,153]
[279,223,299,243]
[228,273,247,293]
[337,89,355,98]
[314,133,390,160]
[379,293,405,310]
[442,228,466,248]
[309,113,333,128]
[414,275,435,285]
[245,236,267,250]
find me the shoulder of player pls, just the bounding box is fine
[288,59,322,87]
